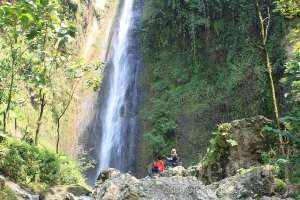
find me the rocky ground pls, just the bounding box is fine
[1,116,296,200]
[92,166,292,200]
[92,116,295,200]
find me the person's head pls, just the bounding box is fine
[157,155,163,160]
[171,148,176,154]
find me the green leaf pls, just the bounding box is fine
[50,13,59,23]
[19,13,33,25]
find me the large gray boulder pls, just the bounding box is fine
[93,168,217,200]
[199,116,272,183]
[93,167,293,200]
[209,166,277,199]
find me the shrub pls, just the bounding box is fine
[0,138,84,191]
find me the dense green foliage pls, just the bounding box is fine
[0,0,78,144]
[0,0,97,191]
[258,3,300,198]
[261,52,300,198]
[0,136,84,191]
[0,0,98,152]
[274,0,300,19]
[140,0,287,165]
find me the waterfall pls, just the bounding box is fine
[99,0,136,170]
[82,0,143,184]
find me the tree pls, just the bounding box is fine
[20,0,76,145]
[51,84,75,154]
[0,1,35,132]
[0,0,76,145]
[254,0,283,152]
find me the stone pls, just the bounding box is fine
[209,166,291,200]
[160,166,189,177]
[93,168,217,200]
[199,116,273,183]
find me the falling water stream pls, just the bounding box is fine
[84,0,142,184]
[99,0,135,170]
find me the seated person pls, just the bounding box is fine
[166,148,178,168]
[151,156,165,175]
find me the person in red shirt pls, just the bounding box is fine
[151,156,165,175]
[156,158,165,172]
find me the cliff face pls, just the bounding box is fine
[78,0,119,61]
[60,0,120,157]
[137,0,288,171]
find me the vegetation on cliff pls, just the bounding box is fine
[0,0,300,198]
[140,0,299,168]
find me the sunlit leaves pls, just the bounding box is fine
[274,0,300,19]
[0,0,80,135]
[19,13,34,25]
[283,52,300,102]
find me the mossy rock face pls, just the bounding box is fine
[200,116,273,183]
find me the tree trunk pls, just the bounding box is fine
[264,48,280,128]
[35,93,46,145]
[254,0,283,153]
[56,119,60,154]
[55,85,75,154]
[3,60,15,132]
[14,118,17,136]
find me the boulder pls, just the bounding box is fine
[160,166,189,177]
[199,116,272,183]
[93,168,217,200]
[209,166,291,200]
[93,167,294,200]
[93,168,139,200]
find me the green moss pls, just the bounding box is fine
[238,167,257,175]
[274,178,287,192]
